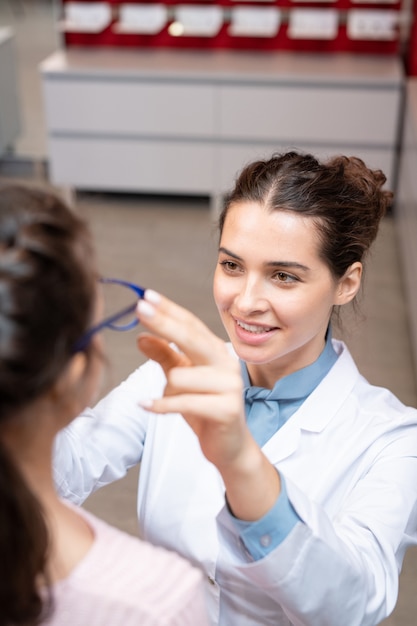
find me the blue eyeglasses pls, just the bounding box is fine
[73,278,145,353]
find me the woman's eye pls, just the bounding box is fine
[274,272,297,283]
[220,260,240,272]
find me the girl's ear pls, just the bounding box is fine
[335,262,363,305]
[52,352,88,400]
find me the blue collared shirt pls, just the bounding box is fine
[230,330,338,560]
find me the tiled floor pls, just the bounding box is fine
[1,2,417,624]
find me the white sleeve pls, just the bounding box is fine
[217,421,417,626]
[53,359,166,505]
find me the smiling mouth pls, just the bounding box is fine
[235,319,276,334]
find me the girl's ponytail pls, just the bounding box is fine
[0,441,52,626]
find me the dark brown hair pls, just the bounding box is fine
[220,151,392,280]
[0,184,96,625]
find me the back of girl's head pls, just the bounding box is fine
[220,151,392,279]
[0,184,96,419]
[0,183,95,626]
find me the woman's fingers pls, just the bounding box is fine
[166,364,242,395]
[137,290,229,366]
[137,333,190,373]
[136,292,250,472]
[139,383,247,468]
[141,391,242,423]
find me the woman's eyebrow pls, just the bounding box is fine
[219,247,309,272]
[218,246,243,260]
[268,261,310,272]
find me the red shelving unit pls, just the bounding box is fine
[58,0,405,55]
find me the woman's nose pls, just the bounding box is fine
[234,279,267,314]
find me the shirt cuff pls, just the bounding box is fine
[228,473,301,561]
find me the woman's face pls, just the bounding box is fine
[213,202,349,388]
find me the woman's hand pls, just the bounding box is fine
[136,290,248,471]
[136,290,280,521]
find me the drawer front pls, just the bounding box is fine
[43,79,215,137]
[218,85,400,146]
[218,143,396,192]
[48,137,215,194]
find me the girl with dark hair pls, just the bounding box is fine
[0,184,208,626]
[55,152,417,625]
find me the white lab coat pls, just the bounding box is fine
[54,340,417,626]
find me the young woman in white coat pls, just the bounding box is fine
[0,184,209,626]
[55,151,417,626]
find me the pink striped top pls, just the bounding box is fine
[43,506,209,626]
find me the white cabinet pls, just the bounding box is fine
[43,80,215,136]
[47,137,215,194]
[0,28,20,157]
[40,49,403,204]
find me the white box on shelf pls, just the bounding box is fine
[113,4,168,35]
[288,9,339,39]
[170,5,223,37]
[229,7,281,38]
[59,2,112,33]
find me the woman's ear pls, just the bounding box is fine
[335,262,363,305]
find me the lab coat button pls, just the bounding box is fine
[208,575,216,586]
[260,534,271,547]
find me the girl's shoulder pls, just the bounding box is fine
[49,504,206,625]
